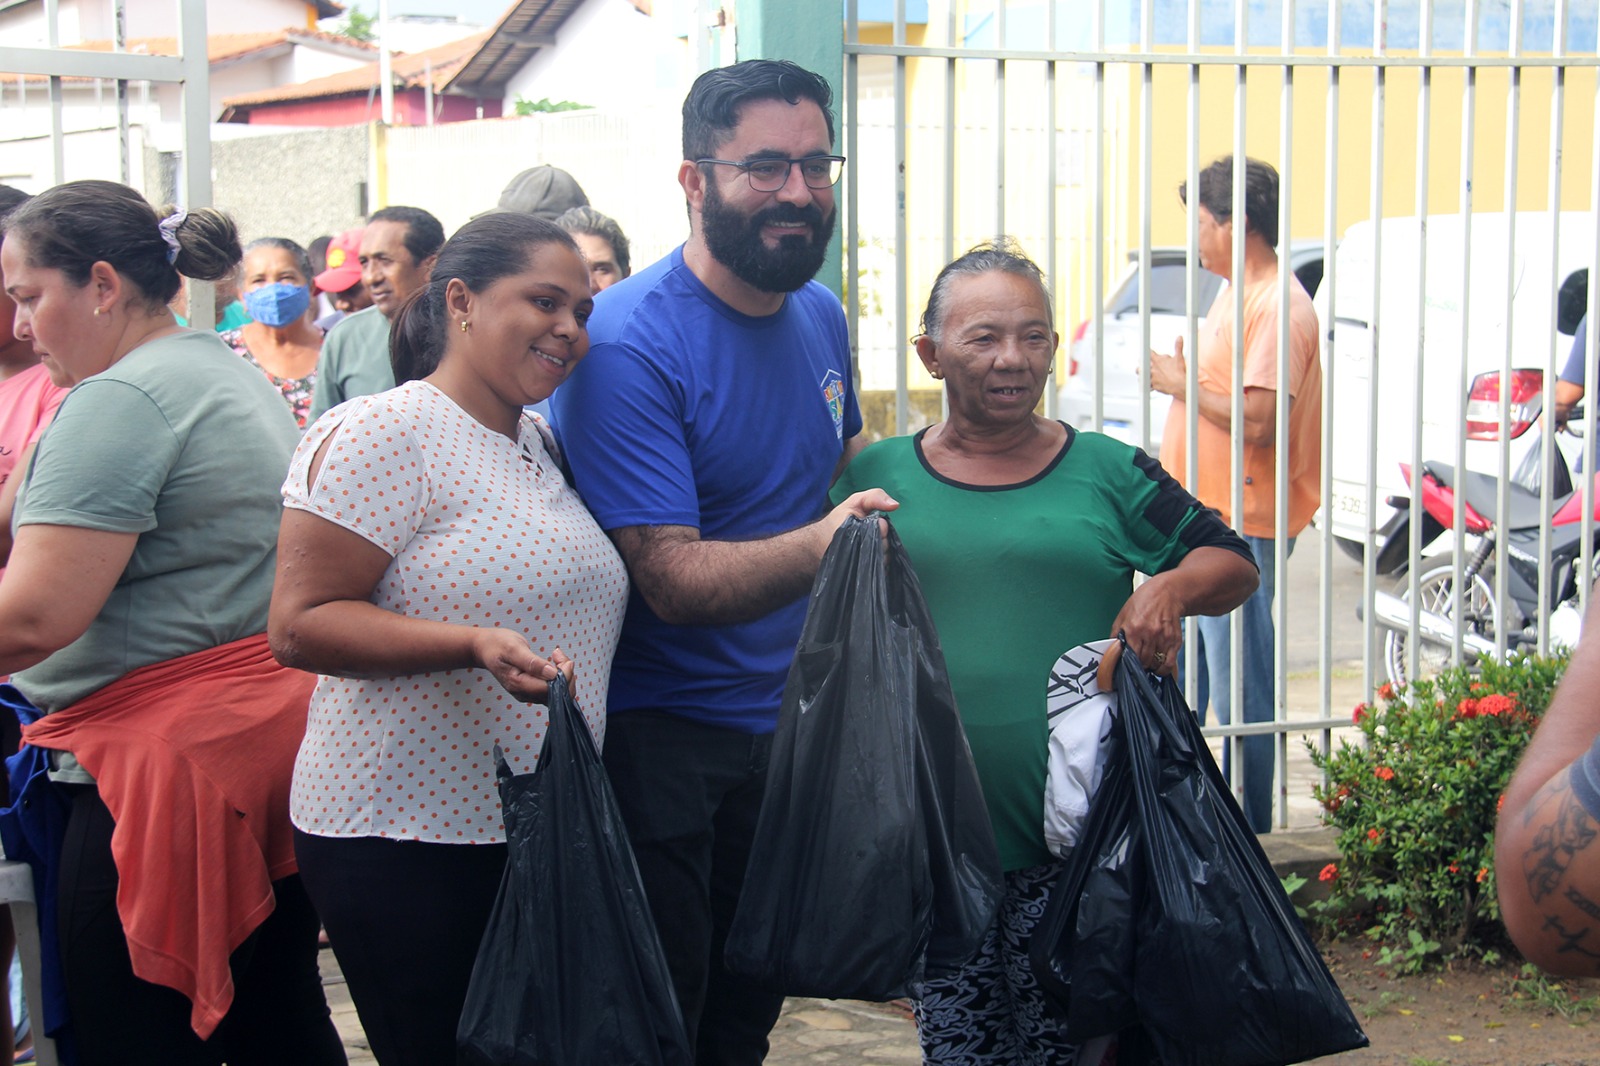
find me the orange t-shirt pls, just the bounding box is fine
[1158,273,1322,538]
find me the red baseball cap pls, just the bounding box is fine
[314,227,365,293]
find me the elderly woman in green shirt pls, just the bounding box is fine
[831,239,1259,1066]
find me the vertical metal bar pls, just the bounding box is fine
[1091,0,1106,432]
[1318,0,1342,792]
[1361,0,1387,702]
[1494,0,1524,658]
[1451,0,1478,668]
[378,0,395,126]
[178,0,214,329]
[1585,6,1600,619]
[1540,0,1568,656]
[845,0,861,435]
[1273,0,1295,829]
[995,0,1007,237]
[1044,2,1059,416]
[1182,0,1202,712]
[1228,0,1248,812]
[1405,0,1434,687]
[115,0,129,184]
[1137,0,1154,453]
[44,0,63,184]
[894,3,909,435]
[940,0,957,427]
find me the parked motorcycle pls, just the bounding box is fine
[1366,368,1594,686]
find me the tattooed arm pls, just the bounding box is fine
[1497,588,1600,974]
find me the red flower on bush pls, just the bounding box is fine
[1375,766,1396,781]
[1377,682,1395,701]
[1476,867,1490,883]
[1319,863,1339,882]
[1477,694,1518,718]
[1449,863,1460,874]
[1353,703,1370,725]
[1456,698,1480,719]
[1367,828,1382,842]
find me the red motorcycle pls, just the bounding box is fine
[1366,368,1594,686]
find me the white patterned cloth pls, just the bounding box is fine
[284,380,629,843]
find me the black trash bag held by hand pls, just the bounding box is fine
[456,674,692,1066]
[723,514,1003,1000]
[1033,644,1368,1066]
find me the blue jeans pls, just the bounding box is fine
[1195,535,1291,834]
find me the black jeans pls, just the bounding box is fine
[292,829,507,1066]
[56,788,345,1066]
[602,710,786,1066]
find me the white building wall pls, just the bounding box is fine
[499,0,691,115]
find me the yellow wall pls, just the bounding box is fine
[847,37,1597,404]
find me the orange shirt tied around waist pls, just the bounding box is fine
[21,633,312,1039]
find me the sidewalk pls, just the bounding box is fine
[320,666,1368,1065]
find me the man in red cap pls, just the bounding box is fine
[313,227,373,331]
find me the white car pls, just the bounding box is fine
[1317,212,1591,559]
[1058,245,1324,453]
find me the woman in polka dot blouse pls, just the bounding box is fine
[269,213,629,1065]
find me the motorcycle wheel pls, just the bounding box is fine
[1382,554,1499,688]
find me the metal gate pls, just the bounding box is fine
[841,0,1600,829]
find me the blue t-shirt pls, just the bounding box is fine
[1560,314,1589,387]
[553,245,862,733]
[1572,733,1600,821]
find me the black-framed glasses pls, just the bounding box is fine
[696,155,847,192]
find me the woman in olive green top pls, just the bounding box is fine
[831,239,1258,1066]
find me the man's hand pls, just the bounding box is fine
[1146,337,1187,400]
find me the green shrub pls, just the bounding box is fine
[1307,652,1568,969]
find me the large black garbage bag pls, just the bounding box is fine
[456,674,692,1066]
[723,514,1003,1000]
[1031,644,1368,1066]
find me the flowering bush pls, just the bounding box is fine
[1308,653,1568,967]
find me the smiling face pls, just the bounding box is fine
[454,241,594,408]
[1,233,107,386]
[919,270,1058,432]
[360,219,435,318]
[693,97,838,294]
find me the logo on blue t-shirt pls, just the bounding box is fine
[820,369,846,441]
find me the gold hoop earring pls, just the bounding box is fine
[930,370,944,380]
[92,307,103,317]
[459,320,469,333]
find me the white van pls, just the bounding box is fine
[1318,212,1591,558]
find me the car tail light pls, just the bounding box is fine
[1465,369,1543,440]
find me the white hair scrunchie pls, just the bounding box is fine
[157,208,187,265]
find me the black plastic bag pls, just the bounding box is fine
[723,514,1003,1000]
[456,674,692,1066]
[1031,644,1368,1066]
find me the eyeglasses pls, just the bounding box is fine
[696,155,847,192]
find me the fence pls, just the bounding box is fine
[844,0,1600,828]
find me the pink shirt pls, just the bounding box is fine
[0,363,67,581]
[0,363,67,492]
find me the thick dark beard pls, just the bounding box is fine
[700,178,837,294]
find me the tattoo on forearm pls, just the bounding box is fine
[1524,784,1599,903]
[1568,886,1600,922]
[1542,913,1600,961]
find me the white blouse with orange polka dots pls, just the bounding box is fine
[283,380,629,844]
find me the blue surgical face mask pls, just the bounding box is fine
[244,282,311,327]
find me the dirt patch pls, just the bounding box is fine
[1319,939,1600,1065]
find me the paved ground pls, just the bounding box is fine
[320,665,1367,1065]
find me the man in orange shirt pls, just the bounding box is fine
[1147,156,1321,833]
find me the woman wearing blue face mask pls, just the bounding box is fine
[221,237,323,428]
